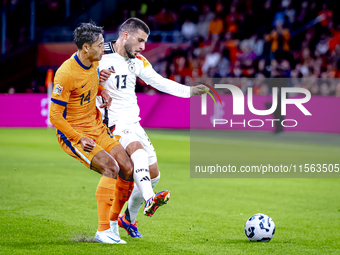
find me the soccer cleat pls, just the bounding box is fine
[94,221,126,244]
[143,190,170,217]
[118,213,143,238]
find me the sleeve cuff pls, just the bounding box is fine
[98,85,106,96]
[71,133,83,144]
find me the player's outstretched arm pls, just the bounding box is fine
[138,57,209,98]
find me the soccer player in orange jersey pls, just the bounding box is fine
[49,22,133,244]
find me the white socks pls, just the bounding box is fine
[130,149,154,201]
[126,173,160,224]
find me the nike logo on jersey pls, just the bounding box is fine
[81,82,88,88]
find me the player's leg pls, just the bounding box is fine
[123,156,160,224]
[116,123,169,208]
[132,123,169,218]
[120,159,165,236]
[112,123,167,236]
[119,124,169,234]
[91,150,126,244]
[142,168,169,217]
[116,140,154,238]
[57,134,126,244]
[107,143,135,223]
[149,162,160,178]
[112,123,154,202]
[125,141,154,200]
[118,142,167,237]
[92,127,134,244]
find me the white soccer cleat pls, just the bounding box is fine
[110,220,127,244]
[94,221,126,244]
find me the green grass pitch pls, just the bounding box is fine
[0,128,339,254]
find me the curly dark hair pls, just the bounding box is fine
[73,21,104,50]
[119,17,150,36]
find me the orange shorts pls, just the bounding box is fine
[57,125,120,169]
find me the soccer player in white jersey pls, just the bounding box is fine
[96,17,207,238]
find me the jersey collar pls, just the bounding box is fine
[104,41,116,54]
[74,53,92,70]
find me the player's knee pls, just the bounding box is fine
[126,159,134,177]
[149,161,159,179]
[126,141,144,156]
[101,156,119,177]
[120,159,134,181]
[121,136,143,155]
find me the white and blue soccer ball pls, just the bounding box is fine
[244,213,275,242]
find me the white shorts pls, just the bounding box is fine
[110,121,157,166]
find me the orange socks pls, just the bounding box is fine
[95,176,116,231]
[110,177,134,221]
[95,176,134,231]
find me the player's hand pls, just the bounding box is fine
[99,89,112,109]
[99,69,115,83]
[191,84,209,96]
[79,137,95,152]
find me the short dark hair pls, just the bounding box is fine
[73,21,104,50]
[119,17,150,36]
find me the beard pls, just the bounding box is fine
[124,42,136,59]
[89,52,103,62]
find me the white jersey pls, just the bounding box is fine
[96,41,191,126]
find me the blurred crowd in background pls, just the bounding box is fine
[1,0,86,50]
[2,0,340,96]
[117,0,340,96]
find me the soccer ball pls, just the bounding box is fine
[244,213,275,242]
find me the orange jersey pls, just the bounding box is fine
[50,53,106,143]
